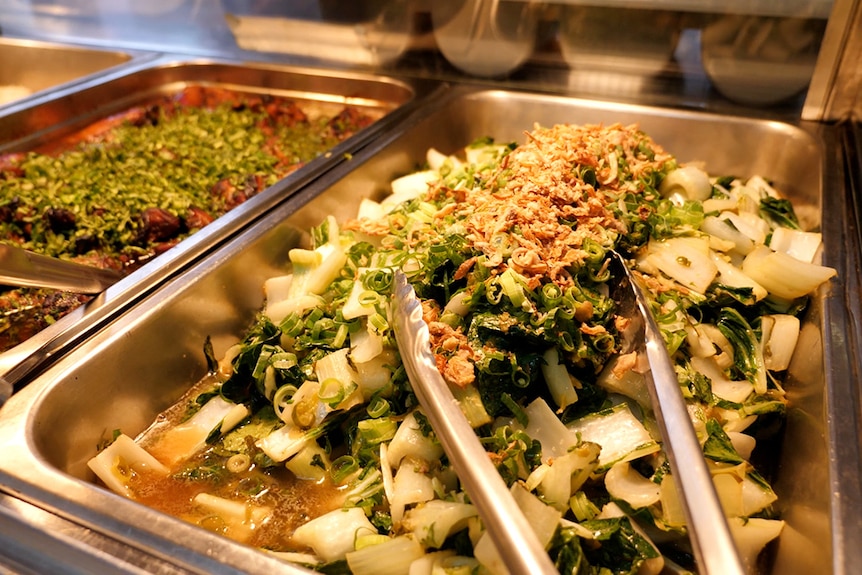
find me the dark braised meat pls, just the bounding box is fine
[327,106,377,138]
[43,207,77,234]
[137,208,182,245]
[185,207,214,230]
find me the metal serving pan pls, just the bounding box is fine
[0,37,145,111]
[0,87,858,575]
[0,57,427,393]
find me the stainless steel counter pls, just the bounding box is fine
[0,492,195,575]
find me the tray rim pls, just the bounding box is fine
[0,35,158,115]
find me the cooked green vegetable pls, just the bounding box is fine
[0,87,377,353]
[89,123,836,574]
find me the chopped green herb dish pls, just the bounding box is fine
[0,86,378,351]
[90,123,835,574]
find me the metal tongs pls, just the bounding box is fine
[0,243,123,294]
[392,270,558,575]
[393,255,747,575]
[607,250,746,575]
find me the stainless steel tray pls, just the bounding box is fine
[0,87,858,575]
[0,37,145,111]
[0,57,427,391]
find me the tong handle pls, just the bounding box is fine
[610,251,746,575]
[0,243,123,294]
[392,270,558,575]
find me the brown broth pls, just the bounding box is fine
[128,451,345,550]
[123,377,348,552]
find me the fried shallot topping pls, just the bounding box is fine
[345,124,675,388]
[462,123,672,287]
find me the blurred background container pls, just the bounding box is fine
[0,0,852,117]
[700,14,826,105]
[431,0,541,77]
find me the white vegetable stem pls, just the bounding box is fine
[769,228,823,263]
[760,314,801,371]
[146,396,248,466]
[402,500,478,548]
[641,236,717,294]
[345,535,425,575]
[727,518,785,574]
[605,461,662,508]
[387,410,444,468]
[540,347,579,410]
[87,434,168,497]
[472,484,562,575]
[742,246,836,300]
[291,507,377,563]
[659,165,712,203]
[567,402,660,470]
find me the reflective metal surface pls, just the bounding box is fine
[608,251,746,574]
[0,36,140,111]
[0,87,855,574]
[0,491,191,575]
[392,270,558,575]
[0,56,425,389]
[0,0,836,118]
[0,244,124,294]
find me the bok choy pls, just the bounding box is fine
[88,123,833,575]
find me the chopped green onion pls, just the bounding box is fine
[588,263,611,283]
[490,232,515,257]
[485,281,504,305]
[357,418,397,447]
[271,352,297,370]
[311,317,335,341]
[363,268,394,293]
[558,331,575,352]
[499,269,528,310]
[408,210,433,224]
[358,290,380,306]
[305,308,325,328]
[592,332,615,353]
[273,384,298,421]
[279,313,304,338]
[333,323,349,349]
[368,312,389,334]
[501,393,529,426]
[366,396,390,418]
[318,377,346,407]
[582,238,606,266]
[541,284,563,307]
[556,302,576,321]
[418,201,438,217]
[530,311,549,328]
[252,345,278,380]
[330,455,359,483]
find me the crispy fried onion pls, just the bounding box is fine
[465,123,671,287]
[428,320,476,387]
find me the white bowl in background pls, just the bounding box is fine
[432,0,540,78]
[558,6,682,77]
[701,15,823,106]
